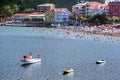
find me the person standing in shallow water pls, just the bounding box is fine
[29,52,32,58]
[38,53,40,58]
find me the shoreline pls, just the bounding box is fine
[1,25,120,38]
[57,27,120,38]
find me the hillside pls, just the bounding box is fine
[0,0,105,12]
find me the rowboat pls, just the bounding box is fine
[96,60,105,64]
[63,68,74,74]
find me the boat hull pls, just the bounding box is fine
[63,68,74,74]
[21,58,41,64]
[96,60,105,64]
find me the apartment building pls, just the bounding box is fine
[55,8,71,23]
[72,2,92,16]
[72,1,107,16]
[109,1,120,17]
[37,3,55,13]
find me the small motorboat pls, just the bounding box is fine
[21,53,41,64]
[96,60,105,64]
[63,68,74,74]
[21,58,41,64]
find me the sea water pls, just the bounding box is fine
[0,26,120,80]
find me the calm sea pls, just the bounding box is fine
[0,26,120,80]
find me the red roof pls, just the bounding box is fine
[14,13,30,16]
[14,13,44,17]
[89,2,102,9]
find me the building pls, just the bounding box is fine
[13,13,45,26]
[105,0,120,4]
[72,2,92,16]
[55,8,71,23]
[14,13,45,21]
[37,3,55,13]
[89,2,102,15]
[94,4,109,15]
[108,1,120,17]
[72,1,102,16]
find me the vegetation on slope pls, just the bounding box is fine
[0,0,105,17]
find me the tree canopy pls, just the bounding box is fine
[0,0,105,17]
[45,12,55,22]
[1,4,19,17]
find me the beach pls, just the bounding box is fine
[57,26,120,37]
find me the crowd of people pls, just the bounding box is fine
[58,24,120,37]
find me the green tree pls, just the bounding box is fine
[108,17,112,23]
[1,4,19,17]
[69,15,76,21]
[80,16,87,22]
[89,13,108,25]
[99,13,107,24]
[89,14,100,24]
[111,16,119,23]
[1,5,12,17]
[12,4,19,14]
[45,12,55,23]
[24,17,32,21]
[23,8,35,13]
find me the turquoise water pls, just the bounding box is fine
[0,26,120,80]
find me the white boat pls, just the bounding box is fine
[63,68,74,74]
[21,54,41,64]
[96,60,105,64]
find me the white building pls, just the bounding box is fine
[72,1,109,16]
[55,8,71,23]
[14,13,45,21]
[94,4,109,15]
[72,2,92,16]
